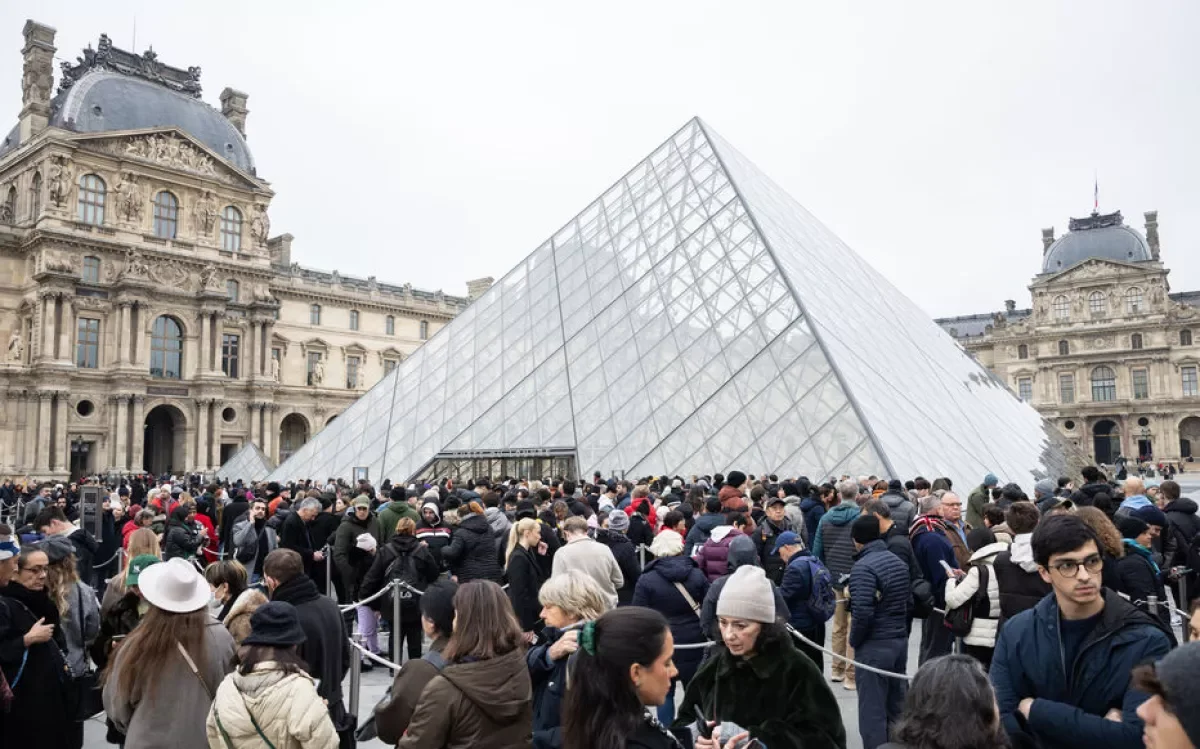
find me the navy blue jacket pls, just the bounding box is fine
[632,554,710,684]
[528,623,579,749]
[684,513,725,556]
[779,551,819,630]
[799,497,826,548]
[991,589,1172,749]
[909,516,958,607]
[848,540,910,649]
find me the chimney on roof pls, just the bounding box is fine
[220,87,249,136]
[1005,299,1016,313]
[1041,227,1055,255]
[466,277,494,300]
[1145,211,1160,260]
[19,20,56,145]
[267,233,293,266]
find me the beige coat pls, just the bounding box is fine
[206,661,337,749]
[550,535,624,608]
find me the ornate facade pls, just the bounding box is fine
[0,22,486,480]
[937,208,1200,467]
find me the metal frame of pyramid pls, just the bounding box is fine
[216,442,275,484]
[268,118,1081,490]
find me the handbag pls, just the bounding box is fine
[674,582,702,619]
[944,566,989,637]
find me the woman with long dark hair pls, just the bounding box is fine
[0,546,71,749]
[206,601,336,748]
[102,557,236,749]
[561,607,683,749]
[398,580,532,748]
[882,654,1006,749]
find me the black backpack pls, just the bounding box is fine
[944,566,990,637]
[380,548,423,619]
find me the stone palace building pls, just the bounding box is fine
[0,21,485,481]
[937,208,1200,467]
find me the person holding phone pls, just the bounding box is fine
[675,566,846,749]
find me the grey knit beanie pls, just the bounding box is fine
[717,565,775,624]
[1154,642,1200,747]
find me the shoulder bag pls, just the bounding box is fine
[65,585,103,720]
[674,582,702,619]
[180,641,279,749]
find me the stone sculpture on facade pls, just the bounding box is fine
[252,283,273,303]
[192,190,218,235]
[46,156,73,208]
[7,330,23,363]
[199,264,222,292]
[116,133,218,178]
[120,250,150,280]
[311,358,325,385]
[115,172,143,222]
[270,356,280,382]
[251,205,270,245]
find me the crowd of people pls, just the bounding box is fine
[1,466,1199,749]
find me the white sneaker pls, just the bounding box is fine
[831,673,845,682]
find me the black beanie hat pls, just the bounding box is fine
[726,470,747,488]
[851,514,881,544]
[420,580,459,636]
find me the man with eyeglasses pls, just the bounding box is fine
[991,514,1172,749]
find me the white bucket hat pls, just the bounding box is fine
[136,557,210,613]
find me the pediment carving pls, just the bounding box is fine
[74,130,258,188]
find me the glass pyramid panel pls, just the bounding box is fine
[269,118,1081,491]
[216,442,274,484]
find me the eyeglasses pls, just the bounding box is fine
[1049,554,1104,578]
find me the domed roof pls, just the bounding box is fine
[1042,210,1151,274]
[0,36,253,173]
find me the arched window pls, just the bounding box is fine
[349,310,359,331]
[1017,344,1029,360]
[220,206,242,252]
[1182,329,1194,347]
[1058,340,1069,356]
[1126,287,1144,314]
[1053,295,1070,321]
[226,279,239,303]
[386,315,395,336]
[310,304,321,325]
[150,316,184,379]
[419,320,429,340]
[1091,366,1117,402]
[152,191,178,238]
[82,256,101,284]
[30,172,42,219]
[76,174,105,225]
[1,185,15,223]
[1131,333,1143,350]
[1088,291,1106,317]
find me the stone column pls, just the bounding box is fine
[39,295,55,361]
[114,395,129,471]
[245,323,257,381]
[116,303,129,366]
[247,402,260,447]
[195,398,210,471]
[260,321,274,376]
[261,405,274,464]
[56,296,71,363]
[129,396,145,473]
[24,393,37,470]
[56,394,69,473]
[197,312,209,377]
[36,392,53,474]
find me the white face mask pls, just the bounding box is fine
[208,596,224,617]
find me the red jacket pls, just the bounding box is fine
[194,513,218,563]
[718,486,748,512]
[625,497,658,528]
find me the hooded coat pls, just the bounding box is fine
[378,500,422,543]
[595,528,640,605]
[442,513,505,583]
[1164,497,1200,568]
[360,534,441,619]
[206,662,337,749]
[880,491,916,531]
[699,535,791,642]
[632,555,710,687]
[416,503,453,570]
[332,509,382,599]
[811,502,861,587]
[485,506,513,554]
[396,647,533,749]
[799,496,826,548]
[683,513,725,557]
[991,533,1052,626]
[694,526,744,582]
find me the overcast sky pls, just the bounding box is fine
[4,1,1199,318]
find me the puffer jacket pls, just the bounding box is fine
[944,541,1005,647]
[632,554,710,686]
[694,526,744,582]
[442,513,505,582]
[799,496,826,547]
[812,502,860,588]
[331,510,382,599]
[683,513,725,556]
[397,647,533,749]
[207,662,337,749]
[163,518,204,560]
[880,491,916,531]
[485,506,512,553]
[848,539,910,648]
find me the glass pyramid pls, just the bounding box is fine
[217,442,275,485]
[269,118,1082,489]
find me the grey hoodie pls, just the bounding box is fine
[1010,533,1038,573]
[484,506,512,552]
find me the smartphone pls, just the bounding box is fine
[695,707,713,739]
[313,678,321,691]
[939,559,956,576]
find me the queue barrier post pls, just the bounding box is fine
[392,581,403,668]
[348,641,362,718]
[324,544,334,600]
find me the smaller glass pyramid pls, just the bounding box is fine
[217,442,275,484]
[269,118,1083,490]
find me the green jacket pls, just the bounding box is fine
[378,500,422,543]
[966,484,990,529]
[674,633,846,749]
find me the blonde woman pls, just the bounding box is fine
[505,517,548,636]
[529,571,611,746]
[101,527,161,613]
